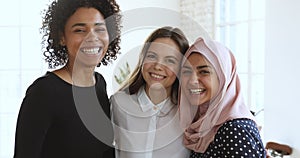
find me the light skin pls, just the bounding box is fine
[55,7,109,86]
[142,38,182,105]
[181,53,219,111]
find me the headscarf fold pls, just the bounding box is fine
[179,37,255,153]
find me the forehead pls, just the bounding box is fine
[148,38,182,57]
[66,7,105,25]
[183,53,209,67]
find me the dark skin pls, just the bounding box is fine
[54,7,109,87]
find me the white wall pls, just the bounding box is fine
[264,0,300,157]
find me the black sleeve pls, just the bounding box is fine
[13,79,54,158]
[95,73,111,118]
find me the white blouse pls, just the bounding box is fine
[111,88,190,158]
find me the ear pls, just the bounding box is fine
[60,37,66,46]
[59,31,66,46]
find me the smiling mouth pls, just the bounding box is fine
[150,73,165,79]
[80,47,102,55]
[189,88,206,94]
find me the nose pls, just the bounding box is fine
[153,61,163,71]
[189,71,200,84]
[85,31,99,42]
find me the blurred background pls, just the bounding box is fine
[1,0,299,157]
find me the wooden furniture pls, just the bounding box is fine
[266,141,292,157]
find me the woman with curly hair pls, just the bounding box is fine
[13,0,121,157]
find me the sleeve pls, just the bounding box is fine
[13,80,54,158]
[110,93,147,155]
[110,94,120,142]
[111,94,130,156]
[110,94,120,157]
[95,73,111,118]
[215,119,266,157]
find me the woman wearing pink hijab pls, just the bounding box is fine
[179,37,266,157]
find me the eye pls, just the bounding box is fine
[95,27,107,33]
[165,58,177,64]
[199,70,211,75]
[145,53,157,61]
[74,28,85,33]
[181,69,192,75]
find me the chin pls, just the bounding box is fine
[187,99,201,106]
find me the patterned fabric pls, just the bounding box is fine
[190,118,266,158]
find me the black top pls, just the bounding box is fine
[14,72,115,158]
[190,118,266,158]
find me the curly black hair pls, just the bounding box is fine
[41,0,122,69]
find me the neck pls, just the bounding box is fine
[199,103,209,115]
[65,64,96,87]
[145,85,170,105]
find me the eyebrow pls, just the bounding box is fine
[166,56,180,62]
[71,22,106,28]
[147,51,180,61]
[182,65,192,69]
[182,65,211,70]
[196,65,210,70]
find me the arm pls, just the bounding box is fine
[14,82,53,158]
[216,119,266,157]
[110,94,122,158]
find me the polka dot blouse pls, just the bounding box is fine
[190,118,266,158]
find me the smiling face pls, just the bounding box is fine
[142,38,182,96]
[61,7,109,68]
[181,53,220,106]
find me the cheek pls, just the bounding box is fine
[167,72,178,84]
[212,80,220,96]
[207,78,219,97]
[66,39,83,53]
[99,33,109,47]
[142,62,151,70]
[166,65,180,77]
[180,77,189,92]
[103,37,109,48]
[141,63,151,75]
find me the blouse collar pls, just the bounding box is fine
[137,87,174,115]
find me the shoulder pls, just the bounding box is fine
[25,72,58,95]
[110,91,135,105]
[31,71,55,84]
[94,72,108,92]
[219,118,259,134]
[95,72,106,83]
[216,118,261,140]
[20,72,61,112]
[111,91,131,98]
[213,118,265,157]
[110,91,140,115]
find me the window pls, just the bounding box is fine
[215,0,265,127]
[0,1,48,157]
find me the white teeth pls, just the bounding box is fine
[190,88,205,94]
[151,73,164,79]
[81,48,100,54]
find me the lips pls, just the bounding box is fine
[80,47,102,55]
[189,88,206,94]
[150,73,165,80]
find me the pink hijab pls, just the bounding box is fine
[179,37,255,153]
